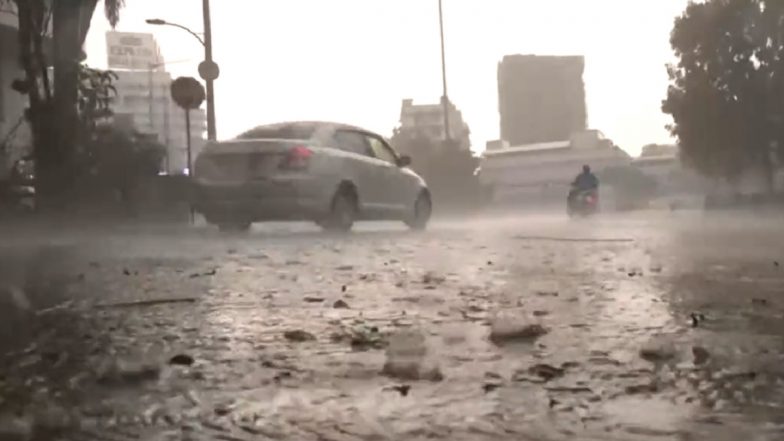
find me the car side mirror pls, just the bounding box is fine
[397,155,412,167]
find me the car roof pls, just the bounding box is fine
[238,121,372,138]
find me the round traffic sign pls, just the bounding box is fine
[170,77,206,110]
[198,60,220,81]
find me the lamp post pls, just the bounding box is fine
[146,2,218,141]
[438,0,450,143]
[201,0,217,142]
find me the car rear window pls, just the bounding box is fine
[236,124,317,140]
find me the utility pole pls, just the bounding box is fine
[438,0,451,143]
[148,64,155,135]
[202,0,217,141]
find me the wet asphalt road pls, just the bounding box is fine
[1,211,784,440]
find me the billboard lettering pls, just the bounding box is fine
[106,31,162,70]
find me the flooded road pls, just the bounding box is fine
[1,211,784,440]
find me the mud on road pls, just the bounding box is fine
[1,213,784,440]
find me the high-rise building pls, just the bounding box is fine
[497,55,587,146]
[397,98,470,150]
[106,31,207,174]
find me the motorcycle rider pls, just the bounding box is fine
[568,164,599,204]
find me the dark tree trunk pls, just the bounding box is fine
[42,0,83,211]
[15,0,56,209]
[13,0,102,213]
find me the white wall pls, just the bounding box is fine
[0,21,32,179]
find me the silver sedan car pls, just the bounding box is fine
[192,121,432,232]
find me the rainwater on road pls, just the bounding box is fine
[1,211,784,440]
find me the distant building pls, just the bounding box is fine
[0,9,33,179]
[632,144,709,201]
[106,31,207,174]
[398,98,470,150]
[478,130,629,207]
[497,54,587,146]
[111,70,207,174]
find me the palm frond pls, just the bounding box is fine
[104,0,125,28]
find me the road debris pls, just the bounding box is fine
[690,312,706,327]
[489,319,549,344]
[385,384,411,396]
[283,329,316,342]
[692,346,710,365]
[640,338,678,362]
[333,299,350,309]
[483,382,501,393]
[169,354,195,366]
[94,297,198,309]
[189,268,217,278]
[528,363,566,382]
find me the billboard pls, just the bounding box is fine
[106,31,162,70]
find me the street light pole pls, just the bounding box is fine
[202,0,217,141]
[438,0,451,143]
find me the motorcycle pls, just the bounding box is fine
[567,185,598,217]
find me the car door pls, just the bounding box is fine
[362,133,407,212]
[331,129,389,216]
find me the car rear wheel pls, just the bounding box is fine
[405,192,431,231]
[321,191,357,232]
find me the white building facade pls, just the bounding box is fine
[112,70,207,174]
[398,98,471,150]
[479,130,630,207]
[106,31,207,175]
[0,8,32,179]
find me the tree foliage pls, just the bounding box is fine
[390,128,484,211]
[663,0,784,189]
[77,65,118,135]
[598,165,659,207]
[83,128,165,184]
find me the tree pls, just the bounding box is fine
[83,128,165,185]
[3,0,125,209]
[640,144,677,157]
[390,128,483,211]
[76,65,118,138]
[663,0,784,192]
[598,165,659,210]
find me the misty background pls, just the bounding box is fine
[83,0,688,154]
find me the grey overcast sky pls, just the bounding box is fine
[85,0,691,155]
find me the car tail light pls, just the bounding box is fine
[281,145,313,170]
